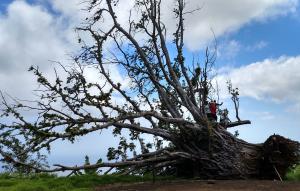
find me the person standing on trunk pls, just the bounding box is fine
[209,100,217,122]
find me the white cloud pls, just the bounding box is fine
[0,1,71,99]
[217,56,300,111]
[82,65,131,95]
[0,0,129,99]
[162,0,298,50]
[246,41,268,51]
[217,40,268,61]
[218,40,241,60]
[0,1,67,70]
[0,1,132,167]
[46,0,298,51]
[0,0,298,123]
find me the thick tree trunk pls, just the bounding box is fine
[174,125,299,180]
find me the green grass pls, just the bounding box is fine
[286,165,300,181]
[1,166,299,191]
[0,173,173,191]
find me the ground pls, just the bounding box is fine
[95,180,300,191]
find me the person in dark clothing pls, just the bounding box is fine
[220,109,230,126]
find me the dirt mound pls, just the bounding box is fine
[95,180,300,191]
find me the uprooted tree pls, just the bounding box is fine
[0,0,299,179]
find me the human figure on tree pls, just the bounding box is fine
[205,100,217,122]
[220,109,231,128]
[209,100,217,122]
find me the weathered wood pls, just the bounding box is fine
[221,120,251,128]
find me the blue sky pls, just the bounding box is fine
[214,6,300,142]
[218,13,300,65]
[0,0,300,168]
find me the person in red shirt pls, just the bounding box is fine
[209,100,217,122]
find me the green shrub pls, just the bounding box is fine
[0,173,13,179]
[286,165,300,181]
[28,173,57,179]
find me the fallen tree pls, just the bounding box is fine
[0,0,299,179]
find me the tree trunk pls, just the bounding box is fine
[174,125,299,179]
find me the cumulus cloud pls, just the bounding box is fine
[0,0,128,99]
[0,0,298,116]
[0,1,71,98]
[0,0,298,112]
[0,1,68,71]
[217,56,300,111]
[162,0,298,50]
[47,0,298,51]
[0,1,133,166]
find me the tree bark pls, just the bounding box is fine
[174,126,299,179]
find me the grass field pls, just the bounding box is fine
[0,165,298,191]
[0,173,169,191]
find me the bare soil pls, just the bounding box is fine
[95,180,300,191]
